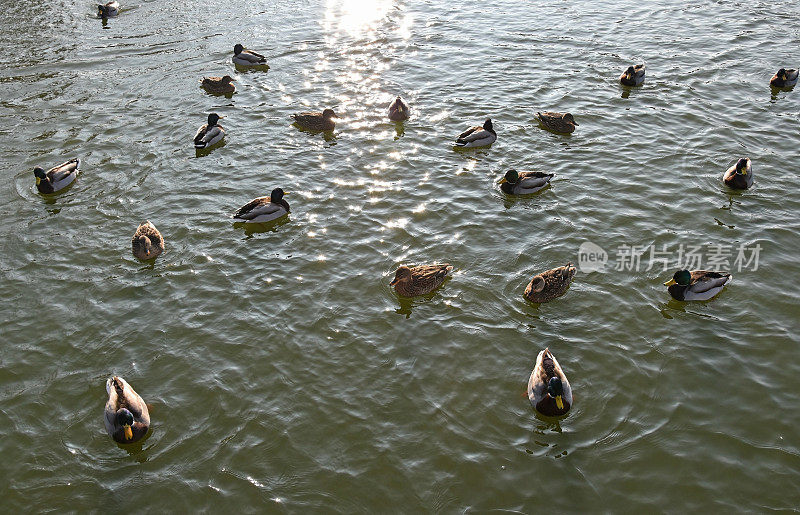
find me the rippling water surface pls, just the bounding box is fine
[2,0,800,510]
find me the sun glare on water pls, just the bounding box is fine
[325,0,392,36]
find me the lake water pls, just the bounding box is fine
[2,0,799,511]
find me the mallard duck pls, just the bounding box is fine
[664,269,732,301]
[388,96,410,121]
[454,118,496,148]
[200,75,235,95]
[33,158,80,194]
[131,221,164,261]
[770,68,798,88]
[104,376,150,444]
[232,188,290,223]
[723,157,753,190]
[498,169,554,195]
[194,113,225,149]
[524,263,576,303]
[390,263,453,297]
[528,348,573,417]
[97,1,119,18]
[620,64,645,86]
[292,109,337,132]
[537,112,578,134]
[232,44,267,66]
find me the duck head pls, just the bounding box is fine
[322,108,337,119]
[547,376,565,410]
[33,167,47,185]
[735,158,749,175]
[234,43,244,55]
[498,169,519,185]
[483,118,494,132]
[208,113,224,126]
[777,68,786,80]
[563,113,578,126]
[136,235,154,258]
[390,266,412,286]
[222,75,234,84]
[115,408,135,441]
[270,187,287,203]
[664,269,691,287]
[625,65,635,78]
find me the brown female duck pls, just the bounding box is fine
[536,111,578,134]
[200,75,235,95]
[390,264,453,297]
[293,109,337,132]
[131,221,165,261]
[524,263,576,303]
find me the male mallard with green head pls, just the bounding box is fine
[770,68,798,88]
[33,158,81,194]
[528,348,572,417]
[498,169,554,195]
[194,113,225,149]
[723,157,753,190]
[131,221,164,261]
[232,188,290,223]
[390,263,453,297]
[232,44,267,67]
[620,64,645,86]
[454,118,496,148]
[104,376,150,444]
[200,75,235,95]
[537,112,578,134]
[524,263,576,303]
[293,109,337,132]
[664,269,731,301]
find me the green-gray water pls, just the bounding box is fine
[2,0,800,511]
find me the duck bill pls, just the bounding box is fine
[498,178,508,184]
[572,121,579,126]
[664,279,677,286]
[389,278,398,286]
[35,177,41,185]
[555,395,564,410]
[124,424,133,440]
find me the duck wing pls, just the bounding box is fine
[47,158,80,182]
[233,197,280,220]
[193,124,209,145]
[410,263,452,280]
[243,49,266,62]
[455,125,480,141]
[688,270,731,293]
[197,125,222,145]
[517,171,554,189]
[787,69,799,81]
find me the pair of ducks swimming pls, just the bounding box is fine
[618,63,798,90]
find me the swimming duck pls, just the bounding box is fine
[388,96,410,121]
[104,376,150,444]
[620,64,645,86]
[131,221,164,261]
[528,348,573,417]
[723,157,753,190]
[194,113,225,149]
[498,169,554,195]
[537,112,578,134]
[33,158,80,194]
[524,263,576,303]
[293,109,337,132]
[200,75,235,95]
[232,44,267,66]
[232,188,290,223]
[770,68,798,88]
[390,263,453,297]
[97,1,119,18]
[454,118,496,148]
[664,269,732,301]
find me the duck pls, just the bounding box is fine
[498,169,554,195]
[537,112,578,134]
[97,1,119,18]
[770,68,798,88]
[390,263,453,297]
[131,221,165,261]
[454,118,496,148]
[200,75,235,95]
[528,348,573,417]
[104,376,150,444]
[620,64,645,86]
[232,44,267,67]
[723,157,753,190]
[232,188,290,223]
[292,109,337,132]
[33,158,81,194]
[664,269,732,301]
[194,113,225,149]
[388,96,410,121]
[524,263,576,303]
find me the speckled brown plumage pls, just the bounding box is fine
[200,76,235,95]
[293,109,337,132]
[390,263,453,297]
[131,221,164,261]
[523,263,576,303]
[537,111,578,134]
